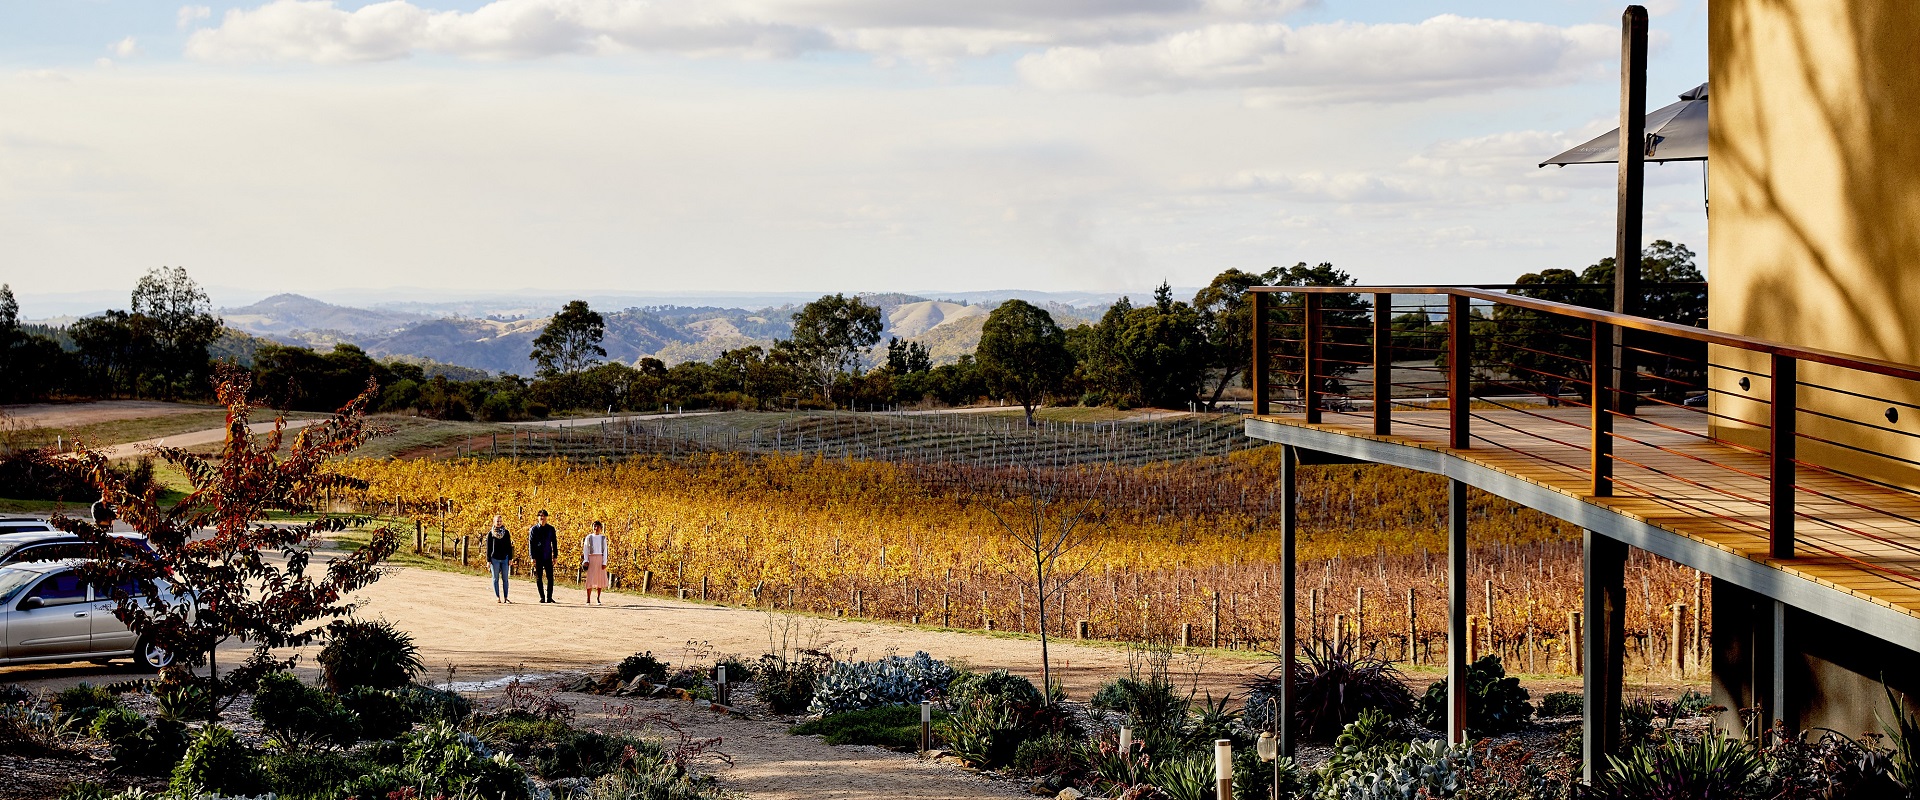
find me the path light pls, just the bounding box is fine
[920,701,932,755]
[1215,739,1233,800]
[1119,726,1132,754]
[1258,697,1280,800]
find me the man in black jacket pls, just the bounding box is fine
[529,510,559,603]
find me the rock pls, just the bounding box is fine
[560,675,598,693]
[923,749,947,760]
[1056,789,1084,800]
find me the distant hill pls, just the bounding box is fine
[214,292,1106,376]
[220,294,427,336]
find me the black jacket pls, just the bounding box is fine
[529,524,558,562]
[485,528,513,561]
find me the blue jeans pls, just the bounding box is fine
[490,559,511,599]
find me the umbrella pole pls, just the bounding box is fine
[1612,5,1649,414]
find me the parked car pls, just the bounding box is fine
[0,560,184,670]
[0,530,159,569]
[0,517,56,535]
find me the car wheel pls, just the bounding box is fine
[134,636,174,672]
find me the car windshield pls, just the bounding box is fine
[0,568,41,605]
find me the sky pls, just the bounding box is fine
[0,0,1711,311]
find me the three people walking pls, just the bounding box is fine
[484,512,613,605]
[486,515,514,603]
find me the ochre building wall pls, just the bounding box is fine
[1708,0,1920,490]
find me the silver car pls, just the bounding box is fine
[0,560,180,671]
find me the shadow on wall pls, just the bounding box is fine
[1714,0,1920,361]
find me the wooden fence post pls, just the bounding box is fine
[1406,587,1418,665]
[1670,603,1687,677]
[1568,611,1583,674]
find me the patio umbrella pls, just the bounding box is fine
[1540,83,1707,166]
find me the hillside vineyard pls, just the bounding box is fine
[339,436,1708,677]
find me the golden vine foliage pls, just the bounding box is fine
[338,450,1706,675]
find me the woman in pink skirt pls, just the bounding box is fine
[581,520,610,605]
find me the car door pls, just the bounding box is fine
[86,575,143,655]
[2,569,92,660]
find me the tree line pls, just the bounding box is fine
[0,242,1700,420]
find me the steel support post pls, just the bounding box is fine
[1253,292,1270,416]
[1770,355,1797,558]
[1613,5,1647,415]
[1583,530,1628,782]
[1279,445,1298,756]
[1373,292,1392,435]
[1447,479,1469,743]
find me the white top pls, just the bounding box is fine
[583,533,609,557]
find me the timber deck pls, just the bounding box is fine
[1250,407,1920,624]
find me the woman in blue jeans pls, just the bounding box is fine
[485,515,514,603]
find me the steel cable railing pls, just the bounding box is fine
[1250,284,1920,601]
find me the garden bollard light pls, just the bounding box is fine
[1119,726,1132,755]
[920,701,932,755]
[717,665,727,705]
[1215,739,1232,800]
[1259,696,1281,799]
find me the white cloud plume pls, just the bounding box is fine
[184,0,1315,63]
[1017,15,1617,102]
[110,37,141,58]
[177,5,213,29]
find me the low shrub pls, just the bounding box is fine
[251,671,361,753]
[616,652,671,684]
[792,705,939,751]
[0,684,27,705]
[948,670,1043,713]
[154,681,215,722]
[318,619,425,692]
[1585,731,1763,800]
[170,724,265,798]
[713,655,756,685]
[1149,752,1217,800]
[52,683,120,725]
[807,651,955,716]
[340,686,420,740]
[1416,655,1533,738]
[401,683,473,724]
[90,706,189,775]
[490,719,647,780]
[1102,675,1191,755]
[1090,679,1129,711]
[1752,727,1903,799]
[260,751,364,800]
[1010,732,1087,780]
[940,691,1027,769]
[1317,708,1412,790]
[350,720,530,800]
[756,649,831,715]
[1,700,81,756]
[1244,641,1414,742]
[1539,691,1583,718]
[1324,739,1478,800]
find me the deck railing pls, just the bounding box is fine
[1252,285,1920,592]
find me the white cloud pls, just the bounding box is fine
[110,37,141,58]
[184,0,1316,64]
[1017,15,1616,102]
[177,5,213,29]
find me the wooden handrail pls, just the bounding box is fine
[1250,285,1920,383]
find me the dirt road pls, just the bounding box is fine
[2,401,218,429]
